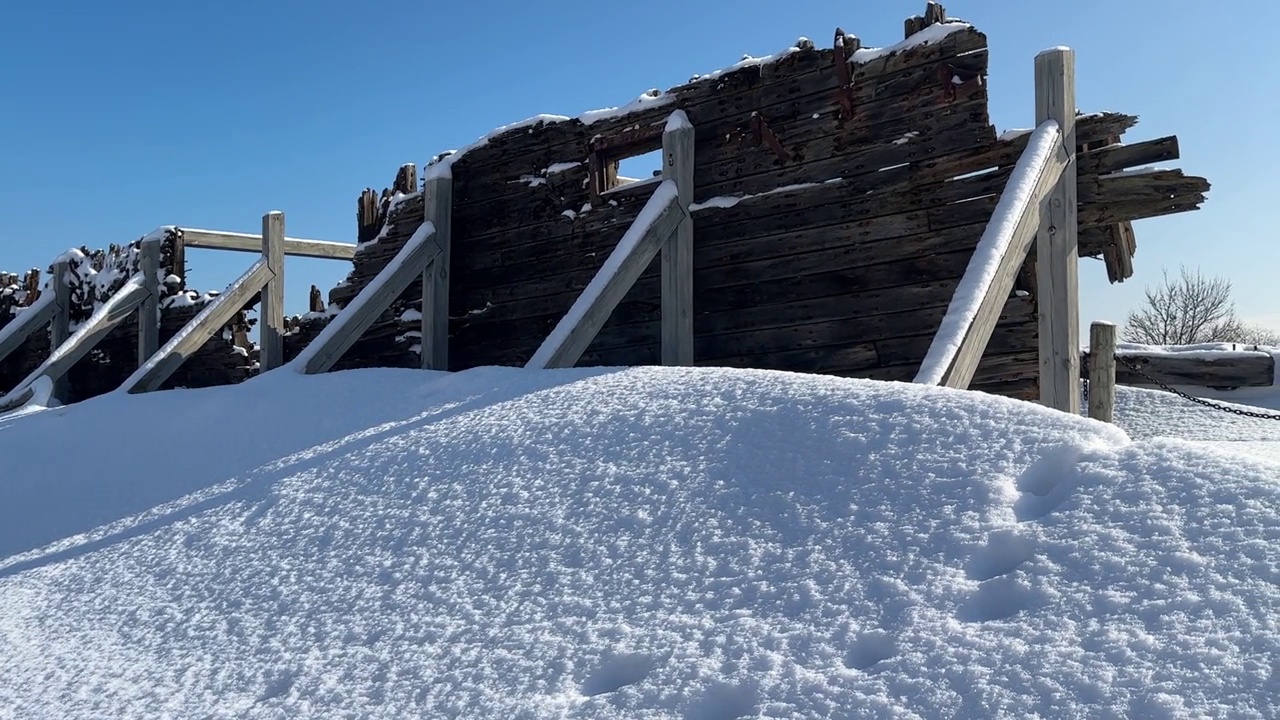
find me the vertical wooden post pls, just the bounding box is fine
[137,238,161,367]
[260,211,285,371]
[661,110,695,366]
[1034,47,1079,414]
[422,175,452,370]
[50,259,71,402]
[1088,321,1116,422]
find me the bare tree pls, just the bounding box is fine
[1124,266,1278,346]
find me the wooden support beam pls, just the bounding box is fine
[422,175,452,370]
[137,237,161,368]
[661,111,695,366]
[526,184,685,369]
[124,260,274,394]
[916,123,1068,388]
[1087,321,1116,422]
[259,211,285,372]
[0,292,55,365]
[1035,47,1080,414]
[299,223,442,375]
[50,259,71,403]
[180,228,356,260]
[5,279,150,404]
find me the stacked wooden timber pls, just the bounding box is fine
[306,2,1211,400]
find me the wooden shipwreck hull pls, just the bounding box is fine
[322,4,1208,400]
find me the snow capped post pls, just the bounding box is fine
[1087,321,1116,422]
[422,170,452,371]
[661,109,695,366]
[137,236,161,368]
[1034,47,1080,413]
[259,211,286,372]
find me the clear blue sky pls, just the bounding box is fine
[2,0,1276,334]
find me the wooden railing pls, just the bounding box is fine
[915,46,1081,414]
[291,173,452,375]
[526,110,694,369]
[0,237,164,412]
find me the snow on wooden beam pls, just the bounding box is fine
[181,228,356,260]
[915,119,1068,388]
[124,260,274,394]
[527,182,686,370]
[297,222,442,376]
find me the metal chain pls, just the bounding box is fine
[1115,356,1280,421]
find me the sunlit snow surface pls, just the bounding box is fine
[0,367,1277,718]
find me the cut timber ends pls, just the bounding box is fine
[1087,322,1116,422]
[124,260,274,394]
[300,223,442,376]
[527,184,686,370]
[1034,46,1081,414]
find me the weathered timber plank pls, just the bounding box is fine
[452,241,980,335]
[1076,136,1179,176]
[1078,193,1207,228]
[423,175,452,370]
[181,228,357,260]
[1079,169,1209,204]
[454,46,991,208]
[1080,352,1274,388]
[450,27,990,178]
[1035,47,1080,413]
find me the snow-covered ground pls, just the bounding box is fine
[0,366,1278,718]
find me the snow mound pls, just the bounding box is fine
[0,367,1277,718]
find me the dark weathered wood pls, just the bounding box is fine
[451,26,990,182]
[919,122,1068,388]
[302,225,443,375]
[1076,136,1178,176]
[1078,192,1207,228]
[1080,351,1274,389]
[527,187,685,368]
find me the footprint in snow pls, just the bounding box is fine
[844,629,896,671]
[1014,443,1085,521]
[966,529,1037,582]
[683,680,758,720]
[582,652,661,697]
[958,575,1033,622]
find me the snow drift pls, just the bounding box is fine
[0,366,1277,718]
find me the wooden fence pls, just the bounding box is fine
[0,2,1213,415]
